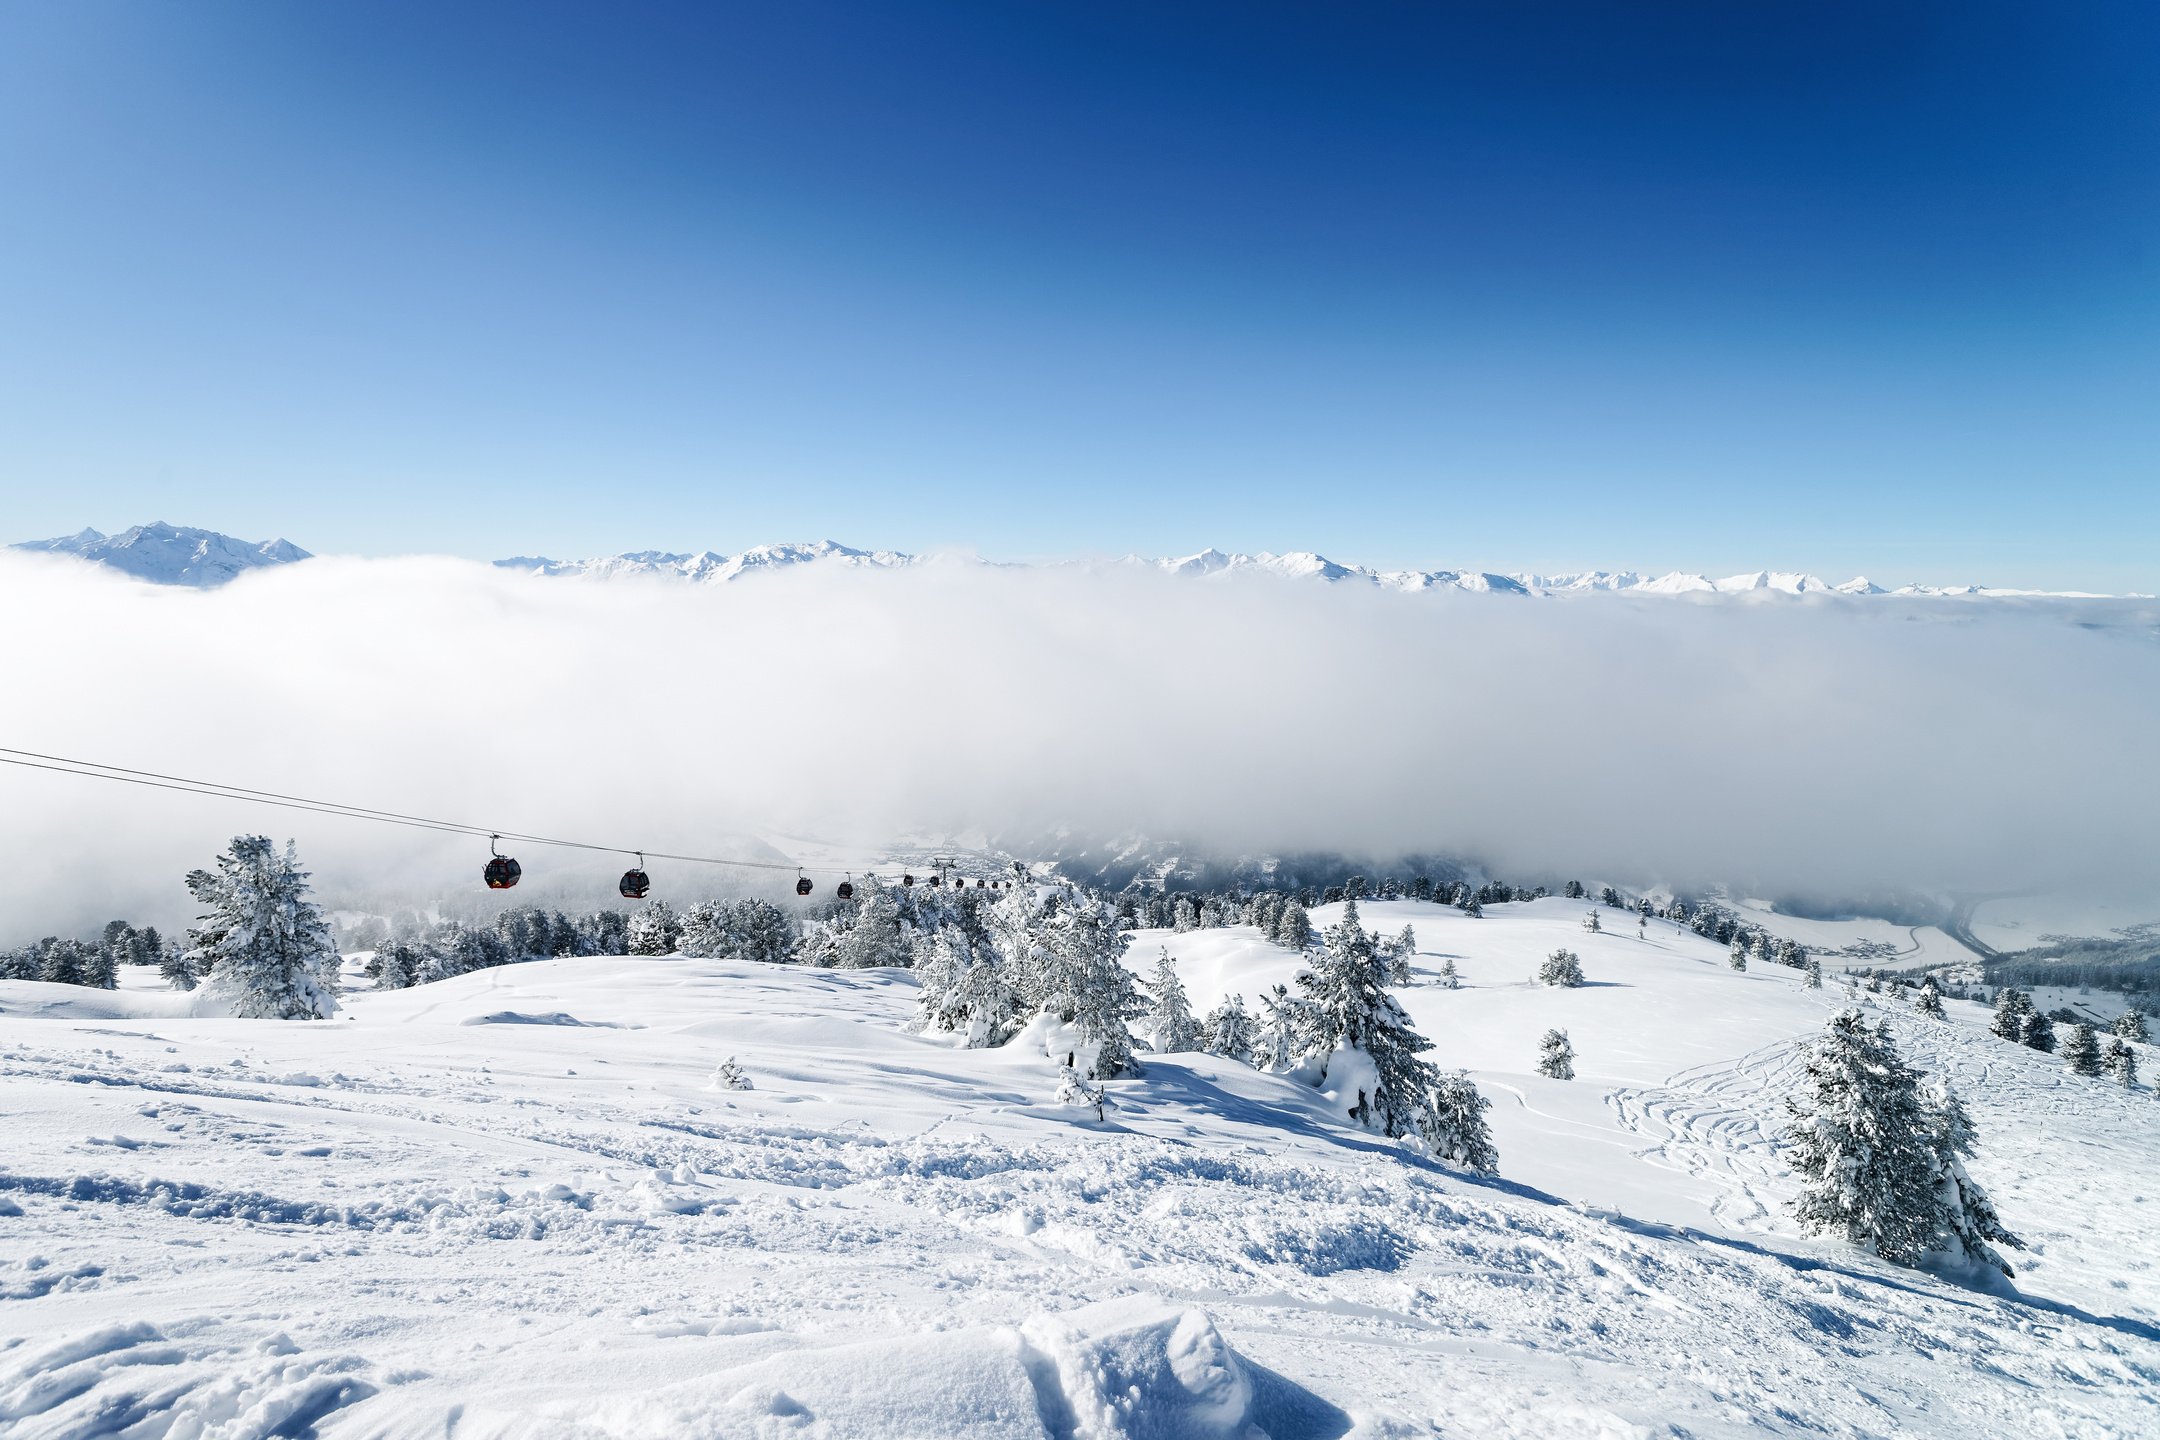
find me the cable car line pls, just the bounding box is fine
[0,745,1009,897]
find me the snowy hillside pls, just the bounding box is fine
[11,523,311,587]
[4,896,2156,1437]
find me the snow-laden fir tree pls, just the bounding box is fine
[837,880,912,969]
[2062,1022,2103,1077]
[183,836,340,1020]
[1252,983,1307,1072]
[1031,890,1144,1079]
[1145,949,1199,1053]
[1298,903,1453,1145]
[625,900,681,956]
[1783,1010,2021,1273]
[1457,892,1482,919]
[1805,956,1823,989]
[2022,1012,2057,1053]
[1056,1061,1107,1119]
[1582,910,1601,934]
[1199,992,1254,1063]
[911,930,973,1035]
[2104,1036,2139,1088]
[1918,1076,2025,1276]
[1172,896,1200,933]
[1913,977,1946,1019]
[1563,880,1584,899]
[1420,1071,1497,1174]
[159,937,199,991]
[957,957,1023,1047]
[2113,1009,2150,1044]
[1538,948,1584,988]
[1990,987,2033,1041]
[1383,925,1416,986]
[366,938,418,990]
[1438,955,1460,990]
[1537,1028,1575,1080]
[1728,936,1748,971]
[1274,901,1312,951]
[710,1057,753,1091]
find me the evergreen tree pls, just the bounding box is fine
[1385,925,1416,986]
[2062,1022,2103,1077]
[1538,948,1585,988]
[1805,956,1823,989]
[2022,1013,2057,1053]
[2104,1036,2139,1088]
[78,940,118,990]
[626,900,682,956]
[1782,1011,1955,1267]
[1918,1077,2024,1276]
[1728,936,1748,971]
[1438,955,1460,990]
[1034,891,1144,1078]
[182,836,340,1019]
[1251,983,1306,1072]
[1274,901,1312,951]
[366,938,417,990]
[1199,993,1254,1063]
[837,882,912,969]
[1563,880,1584,900]
[1537,1028,1575,1080]
[1599,886,1622,908]
[2112,1010,2150,1044]
[1991,987,2034,1042]
[159,937,199,991]
[1145,949,1199,1053]
[1581,909,1602,934]
[1172,896,1200,933]
[1419,1071,1497,1174]
[1913,977,1946,1019]
[911,931,972,1034]
[1297,905,1441,1140]
[711,1057,753,1091]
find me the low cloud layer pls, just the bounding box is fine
[3,551,2157,940]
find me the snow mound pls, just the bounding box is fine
[551,1296,1318,1440]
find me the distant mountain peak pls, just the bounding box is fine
[11,522,312,587]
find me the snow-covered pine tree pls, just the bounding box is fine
[1805,956,1823,989]
[1252,983,1307,1072]
[182,836,340,1020]
[1438,955,1460,989]
[1034,891,1144,1078]
[1055,1061,1107,1119]
[1537,1028,1575,1080]
[1991,987,2032,1041]
[956,957,1022,1047]
[78,939,118,990]
[838,881,912,969]
[2022,1013,2057,1053]
[1582,910,1602,934]
[1172,896,1199,933]
[1386,925,1416,986]
[626,900,681,956]
[1563,880,1584,899]
[1419,1071,1497,1173]
[2113,1010,2150,1044]
[711,1057,753,1091]
[2105,1037,2139,1088]
[158,937,199,991]
[1145,949,1199,1053]
[1914,977,1946,1019]
[1782,1010,1953,1267]
[2062,1022,2103,1077]
[366,938,418,990]
[1275,901,1313,951]
[911,930,972,1034]
[1297,904,1439,1140]
[1728,936,1748,971]
[1919,1077,2024,1276]
[1538,948,1584,987]
[1199,992,1254,1063]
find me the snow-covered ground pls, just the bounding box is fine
[4,898,2158,1437]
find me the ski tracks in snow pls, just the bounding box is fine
[1602,1039,1807,1233]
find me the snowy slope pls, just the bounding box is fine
[10,523,311,586]
[4,897,2157,1437]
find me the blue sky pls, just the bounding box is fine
[0,1,2154,588]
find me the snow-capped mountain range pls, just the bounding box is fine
[12,525,2125,597]
[11,522,310,588]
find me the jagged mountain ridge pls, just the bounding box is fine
[12,525,2124,597]
[11,522,310,588]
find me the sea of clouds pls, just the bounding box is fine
[3,549,2156,939]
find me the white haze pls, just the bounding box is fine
[3,550,2157,941]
